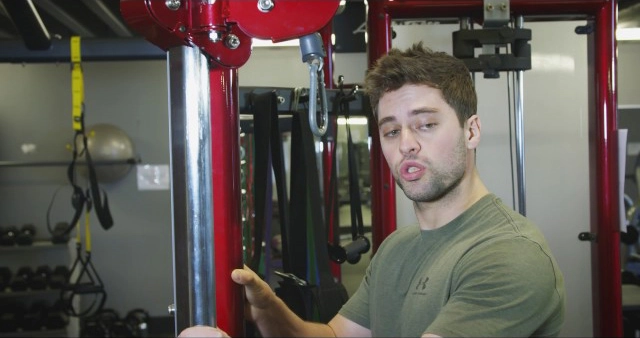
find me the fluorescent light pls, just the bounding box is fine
[252,38,300,48]
[617,28,640,41]
[338,117,369,125]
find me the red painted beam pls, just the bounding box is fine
[367,0,395,255]
[592,2,621,336]
[210,67,244,337]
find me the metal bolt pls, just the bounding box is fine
[209,30,223,43]
[178,25,186,33]
[165,0,181,11]
[486,4,494,11]
[168,304,176,315]
[257,0,274,12]
[500,3,508,11]
[225,34,241,49]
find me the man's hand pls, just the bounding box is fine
[231,265,276,320]
[178,325,230,337]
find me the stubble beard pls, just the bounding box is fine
[396,137,467,203]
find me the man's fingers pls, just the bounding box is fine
[178,325,230,337]
[230,265,274,309]
[231,266,256,286]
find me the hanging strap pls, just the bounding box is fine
[61,197,107,318]
[249,91,292,276]
[268,93,291,273]
[67,36,113,232]
[327,79,370,264]
[289,111,349,323]
[250,93,272,272]
[71,36,84,132]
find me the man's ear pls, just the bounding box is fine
[465,115,481,150]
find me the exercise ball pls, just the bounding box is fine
[75,123,136,183]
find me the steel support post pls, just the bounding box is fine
[168,45,216,335]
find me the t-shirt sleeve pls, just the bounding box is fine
[337,257,373,329]
[425,237,565,337]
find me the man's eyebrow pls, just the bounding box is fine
[378,116,395,127]
[411,107,439,115]
[378,108,439,127]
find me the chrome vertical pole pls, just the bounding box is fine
[514,15,526,216]
[168,45,216,334]
[460,17,476,84]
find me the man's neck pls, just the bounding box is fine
[413,170,489,230]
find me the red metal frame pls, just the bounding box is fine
[121,0,339,335]
[366,0,619,336]
[121,0,339,67]
[210,67,244,336]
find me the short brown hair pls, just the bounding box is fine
[365,42,477,126]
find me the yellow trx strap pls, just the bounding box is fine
[73,206,91,253]
[84,206,92,253]
[70,36,84,131]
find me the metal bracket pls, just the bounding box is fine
[452,26,531,79]
[483,0,510,28]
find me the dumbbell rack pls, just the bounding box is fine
[0,240,78,337]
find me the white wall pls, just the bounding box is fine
[618,42,640,107]
[0,60,174,318]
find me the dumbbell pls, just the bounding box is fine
[15,224,36,246]
[0,301,25,333]
[125,309,150,337]
[10,267,34,292]
[111,316,134,337]
[0,267,11,292]
[21,300,48,331]
[30,265,52,290]
[0,226,18,246]
[48,266,70,289]
[82,309,120,337]
[45,300,69,330]
[51,222,71,244]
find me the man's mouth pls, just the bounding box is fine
[400,162,425,181]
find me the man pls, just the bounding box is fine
[180,43,566,337]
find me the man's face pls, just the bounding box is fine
[377,84,470,203]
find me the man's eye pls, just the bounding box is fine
[421,123,437,130]
[383,129,399,137]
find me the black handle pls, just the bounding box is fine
[578,232,597,242]
[328,236,371,264]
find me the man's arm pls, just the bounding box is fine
[233,266,370,337]
[179,266,371,338]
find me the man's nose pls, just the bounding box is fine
[399,129,419,155]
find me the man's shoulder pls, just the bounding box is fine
[375,224,420,255]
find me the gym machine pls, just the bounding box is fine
[365,0,619,336]
[119,0,339,336]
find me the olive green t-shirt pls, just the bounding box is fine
[338,194,565,337]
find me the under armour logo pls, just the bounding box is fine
[415,276,429,291]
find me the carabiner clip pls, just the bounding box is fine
[299,33,329,137]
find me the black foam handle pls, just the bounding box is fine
[328,236,371,265]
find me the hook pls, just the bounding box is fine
[299,33,328,137]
